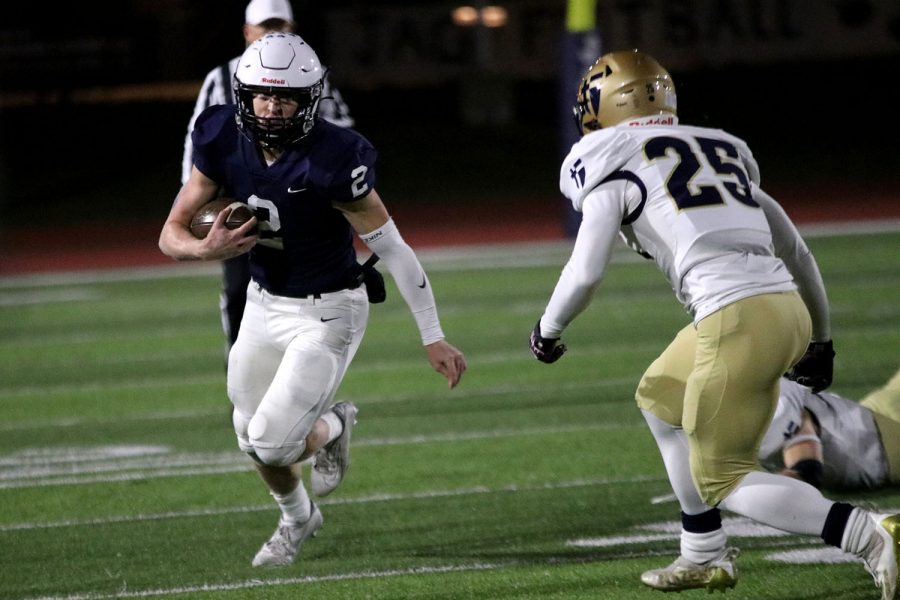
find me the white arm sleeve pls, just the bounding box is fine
[360,218,444,345]
[754,186,831,341]
[540,188,625,338]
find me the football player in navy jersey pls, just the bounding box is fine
[159,32,466,567]
[529,49,900,597]
[181,0,355,363]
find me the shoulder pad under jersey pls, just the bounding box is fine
[560,128,643,212]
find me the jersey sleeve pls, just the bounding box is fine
[318,132,377,203]
[539,188,626,338]
[190,105,234,184]
[560,129,642,212]
[755,185,831,341]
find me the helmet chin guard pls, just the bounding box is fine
[234,32,324,148]
[573,49,677,135]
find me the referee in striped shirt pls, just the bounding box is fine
[181,0,354,362]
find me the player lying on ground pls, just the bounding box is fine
[760,368,900,491]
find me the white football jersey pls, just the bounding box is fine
[559,121,796,322]
[759,379,888,489]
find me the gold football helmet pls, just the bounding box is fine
[573,49,677,135]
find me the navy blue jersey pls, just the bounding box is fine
[192,105,377,297]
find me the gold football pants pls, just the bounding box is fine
[636,291,810,506]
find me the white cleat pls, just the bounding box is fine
[251,502,323,567]
[862,514,900,600]
[311,401,358,497]
[641,547,739,593]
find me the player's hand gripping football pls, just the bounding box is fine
[202,207,258,260]
[529,320,567,364]
[785,340,834,393]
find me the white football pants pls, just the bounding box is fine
[227,282,369,466]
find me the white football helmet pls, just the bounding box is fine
[234,32,324,147]
[573,49,677,135]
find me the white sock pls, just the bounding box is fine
[841,508,874,556]
[682,528,728,564]
[271,484,311,525]
[321,410,343,446]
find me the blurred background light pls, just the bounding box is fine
[452,6,479,27]
[480,6,508,28]
[452,5,507,28]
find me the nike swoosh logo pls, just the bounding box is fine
[417,274,427,289]
[287,187,306,194]
[320,316,340,322]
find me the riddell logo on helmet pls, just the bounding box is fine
[627,115,675,127]
[261,77,286,85]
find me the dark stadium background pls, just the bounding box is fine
[1,0,898,274]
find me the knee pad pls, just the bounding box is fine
[246,412,307,466]
[636,372,685,426]
[251,443,306,467]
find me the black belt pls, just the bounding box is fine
[253,254,378,299]
[302,254,379,299]
[254,283,355,300]
[299,278,362,299]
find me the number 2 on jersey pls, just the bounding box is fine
[644,136,757,210]
[246,196,284,250]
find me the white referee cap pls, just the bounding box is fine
[245,0,294,25]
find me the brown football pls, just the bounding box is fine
[189,199,255,240]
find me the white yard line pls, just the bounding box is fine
[21,509,873,600]
[1,475,661,532]
[24,563,507,600]
[0,421,642,489]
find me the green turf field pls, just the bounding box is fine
[1,229,898,599]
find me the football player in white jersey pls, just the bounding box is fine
[762,368,900,491]
[529,49,900,598]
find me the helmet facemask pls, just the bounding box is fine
[235,80,323,148]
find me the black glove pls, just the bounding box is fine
[529,320,567,364]
[785,459,824,489]
[785,340,834,393]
